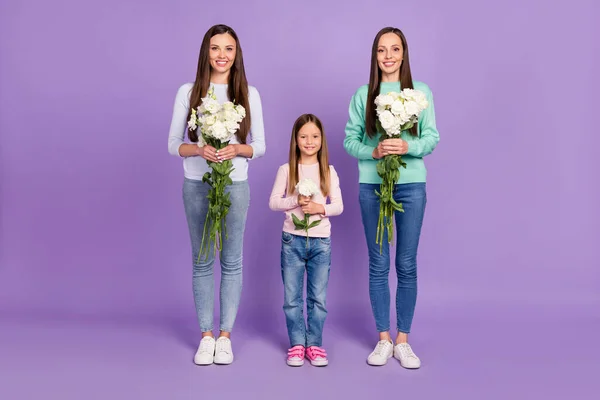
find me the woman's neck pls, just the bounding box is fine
[381,71,400,83]
[210,71,230,84]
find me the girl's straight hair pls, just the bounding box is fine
[287,114,330,197]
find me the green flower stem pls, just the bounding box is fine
[374,132,408,254]
[292,210,321,248]
[197,138,234,263]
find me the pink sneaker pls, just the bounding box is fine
[305,346,328,366]
[287,345,305,366]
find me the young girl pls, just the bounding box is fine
[167,24,265,365]
[269,114,343,367]
[344,27,440,369]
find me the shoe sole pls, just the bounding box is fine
[194,358,213,366]
[287,360,304,367]
[394,354,421,369]
[367,351,393,366]
[214,358,233,365]
[399,362,420,369]
[367,360,388,366]
[308,360,328,367]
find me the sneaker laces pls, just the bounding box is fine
[397,343,417,359]
[215,338,231,354]
[199,337,214,353]
[373,340,392,356]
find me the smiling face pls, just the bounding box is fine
[209,33,237,77]
[377,32,403,81]
[296,122,322,159]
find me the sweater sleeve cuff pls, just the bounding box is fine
[406,141,420,157]
[359,145,375,160]
[172,142,185,158]
[290,196,299,208]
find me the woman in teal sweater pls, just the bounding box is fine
[344,27,440,369]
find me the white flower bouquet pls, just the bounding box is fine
[188,87,246,261]
[374,89,429,253]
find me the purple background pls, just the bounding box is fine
[1,0,598,398]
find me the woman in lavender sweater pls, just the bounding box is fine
[167,24,265,365]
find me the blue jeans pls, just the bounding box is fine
[183,178,249,332]
[359,183,426,334]
[281,232,331,348]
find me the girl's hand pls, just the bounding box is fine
[381,138,408,155]
[298,195,311,206]
[301,201,325,215]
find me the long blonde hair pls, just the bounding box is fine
[287,114,331,197]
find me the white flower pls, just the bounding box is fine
[209,121,230,141]
[187,109,198,131]
[379,110,396,132]
[400,88,416,99]
[384,121,402,137]
[296,178,320,197]
[207,114,218,126]
[416,95,429,110]
[404,100,421,117]
[235,105,246,118]
[222,102,235,111]
[375,94,394,107]
[398,109,412,125]
[225,120,240,134]
[234,110,245,123]
[204,98,221,114]
[391,100,405,116]
[225,106,245,124]
[401,89,428,111]
[222,110,238,124]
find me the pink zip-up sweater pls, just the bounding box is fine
[269,163,344,238]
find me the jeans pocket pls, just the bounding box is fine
[318,236,331,245]
[282,231,294,245]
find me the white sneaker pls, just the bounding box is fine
[213,337,234,365]
[367,340,394,366]
[194,336,216,365]
[394,343,421,369]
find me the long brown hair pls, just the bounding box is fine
[186,24,251,143]
[365,27,418,137]
[287,114,331,197]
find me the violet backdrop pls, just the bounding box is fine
[0,0,598,398]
